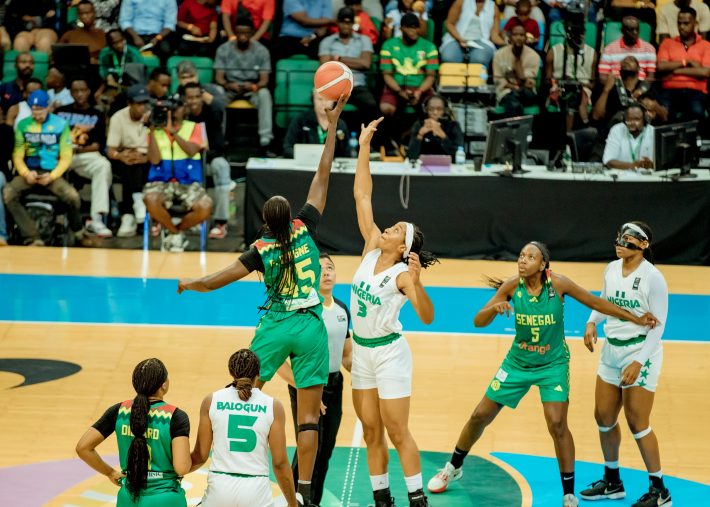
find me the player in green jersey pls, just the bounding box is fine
[427,242,658,507]
[76,358,191,506]
[177,94,348,506]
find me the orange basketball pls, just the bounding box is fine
[314,61,354,101]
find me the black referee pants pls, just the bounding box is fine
[288,371,343,505]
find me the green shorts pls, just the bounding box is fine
[117,487,186,507]
[485,356,570,409]
[250,308,329,388]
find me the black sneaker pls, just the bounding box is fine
[580,478,626,500]
[372,488,395,507]
[408,489,428,507]
[631,486,672,507]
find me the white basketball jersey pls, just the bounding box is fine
[602,259,662,340]
[351,249,409,339]
[208,387,274,476]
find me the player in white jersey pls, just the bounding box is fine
[352,118,438,507]
[190,349,299,507]
[580,222,671,507]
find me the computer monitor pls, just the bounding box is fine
[483,115,534,174]
[654,121,699,179]
[51,44,90,77]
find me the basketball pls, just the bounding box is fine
[314,61,354,101]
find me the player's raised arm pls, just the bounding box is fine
[305,94,348,214]
[353,117,384,253]
[177,259,251,293]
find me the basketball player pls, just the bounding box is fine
[427,242,658,507]
[580,222,671,507]
[190,349,299,507]
[177,94,348,506]
[75,358,191,507]
[352,117,438,507]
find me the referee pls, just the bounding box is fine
[277,253,352,506]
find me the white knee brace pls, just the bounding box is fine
[633,427,652,440]
[598,421,618,433]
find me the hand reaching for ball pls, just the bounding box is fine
[359,117,384,146]
[325,94,348,125]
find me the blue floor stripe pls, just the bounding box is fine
[1,274,708,342]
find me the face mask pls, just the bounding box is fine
[614,225,647,250]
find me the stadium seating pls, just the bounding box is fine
[167,56,214,94]
[2,50,50,82]
[274,56,319,128]
[602,21,653,47]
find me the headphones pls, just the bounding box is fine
[624,101,647,127]
[422,94,454,120]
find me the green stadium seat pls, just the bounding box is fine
[141,54,161,78]
[602,21,652,47]
[275,57,320,128]
[2,50,49,82]
[67,6,78,25]
[167,56,214,93]
[548,21,597,49]
[426,18,435,41]
[371,16,382,34]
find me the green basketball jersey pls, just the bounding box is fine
[254,218,322,314]
[115,400,180,494]
[507,277,569,367]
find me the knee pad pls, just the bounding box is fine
[297,423,320,434]
[633,427,652,440]
[598,421,618,433]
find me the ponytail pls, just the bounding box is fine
[260,197,297,308]
[407,224,440,269]
[631,220,655,263]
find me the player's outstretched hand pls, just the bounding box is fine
[177,279,193,294]
[584,322,597,352]
[491,301,513,317]
[359,117,384,146]
[326,94,348,125]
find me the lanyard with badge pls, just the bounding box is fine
[111,49,128,85]
[625,127,646,162]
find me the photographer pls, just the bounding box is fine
[143,95,213,253]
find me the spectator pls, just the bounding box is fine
[0,52,35,114]
[383,0,428,40]
[500,0,544,26]
[118,0,177,62]
[5,78,43,129]
[148,67,172,101]
[502,0,540,47]
[439,0,502,66]
[603,103,654,170]
[57,78,113,237]
[283,89,349,158]
[3,90,84,246]
[658,0,710,41]
[214,15,274,154]
[328,0,380,46]
[639,91,669,126]
[657,7,710,122]
[88,0,122,32]
[544,0,600,24]
[598,16,656,82]
[333,0,383,19]
[46,67,74,109]
[380,13,438,117]
[407,95,464,159]
[592,56,650,132]
[5,0,58,53]
[493,22,540,117]
[176,0,218,57]
[106,85,151,238]
[143,95,213,252]
[176,60,227,113]
[319,7,378,135]
[59,0,106,65]
[97,29,145,89]
[183,82,233,240]
[220,0,275,43]
[273,0,333,61]
[0,171,7,246]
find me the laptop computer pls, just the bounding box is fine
[294,144,325,167]
[420,154,452,173]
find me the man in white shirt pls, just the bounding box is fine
[603,103,655,169]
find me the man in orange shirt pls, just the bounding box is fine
[221,0,275,43]
[657,6,710,121]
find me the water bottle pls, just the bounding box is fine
[455,146,466,165]
[349,132,358,158]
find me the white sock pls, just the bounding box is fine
[132,193,146,223]
[404,473,423,493]
[605,461,619,469]
[649,470,663,478]
[370,473,389,491]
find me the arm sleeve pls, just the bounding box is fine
[407,121,423,159]
[633,272,669,364]
[587,264,610,324]
[263,0,275,20]
[106,113,121,148]
[602,125,623,165]
[318,37,331,57]
[170,408,190,438]
[657,39,671,62]
[283,0,306,17]
[92,403,121,438]
[50,124,74,179]
[297,203,321,234]
[441,121,464,155]
[13,124,29,176]
[164,0,178,31]
[239,246,264,273]
[119,0,134,30]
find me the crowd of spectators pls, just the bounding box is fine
[1,0,710,249]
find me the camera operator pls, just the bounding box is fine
[143,95,213,253]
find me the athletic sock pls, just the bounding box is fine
[561,472,575,496]
[370,473,390,492]
[604,461,621,483]
[404,473,423,493]
[450,447,468,470]
[297,480,311,503]
[649,471,664,490]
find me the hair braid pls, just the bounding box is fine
[227,349,261,401]
[260,197,297,309]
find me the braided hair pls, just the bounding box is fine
[484,242,552,293]
[227,349,261,401]
[126,358,168,501]
[406,224,439,268]
[260,196,297,308]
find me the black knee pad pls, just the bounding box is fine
[297,423,320,434]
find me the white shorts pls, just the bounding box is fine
[597,339,663,392]
[351,336,413,399]
[201,472,273,507]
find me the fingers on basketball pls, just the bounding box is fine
[315,61,354,101]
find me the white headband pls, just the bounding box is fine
[621,223,648,241]
[403,223,414,259]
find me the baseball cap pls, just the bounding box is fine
[127,84,150,103]
[338,7,355,22]
[28,90,49,108]
[401,12,420,28]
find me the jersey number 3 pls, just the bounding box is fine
[227,414,258,452]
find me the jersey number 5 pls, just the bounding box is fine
[284,258,317,297]
[531,327,540,343]
[227,414,258,452]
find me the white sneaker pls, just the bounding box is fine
[86,219,113,238]
[427,462,463,493]
[162,232,188,253]
[563,494,579,507]
[117,214,137,237]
